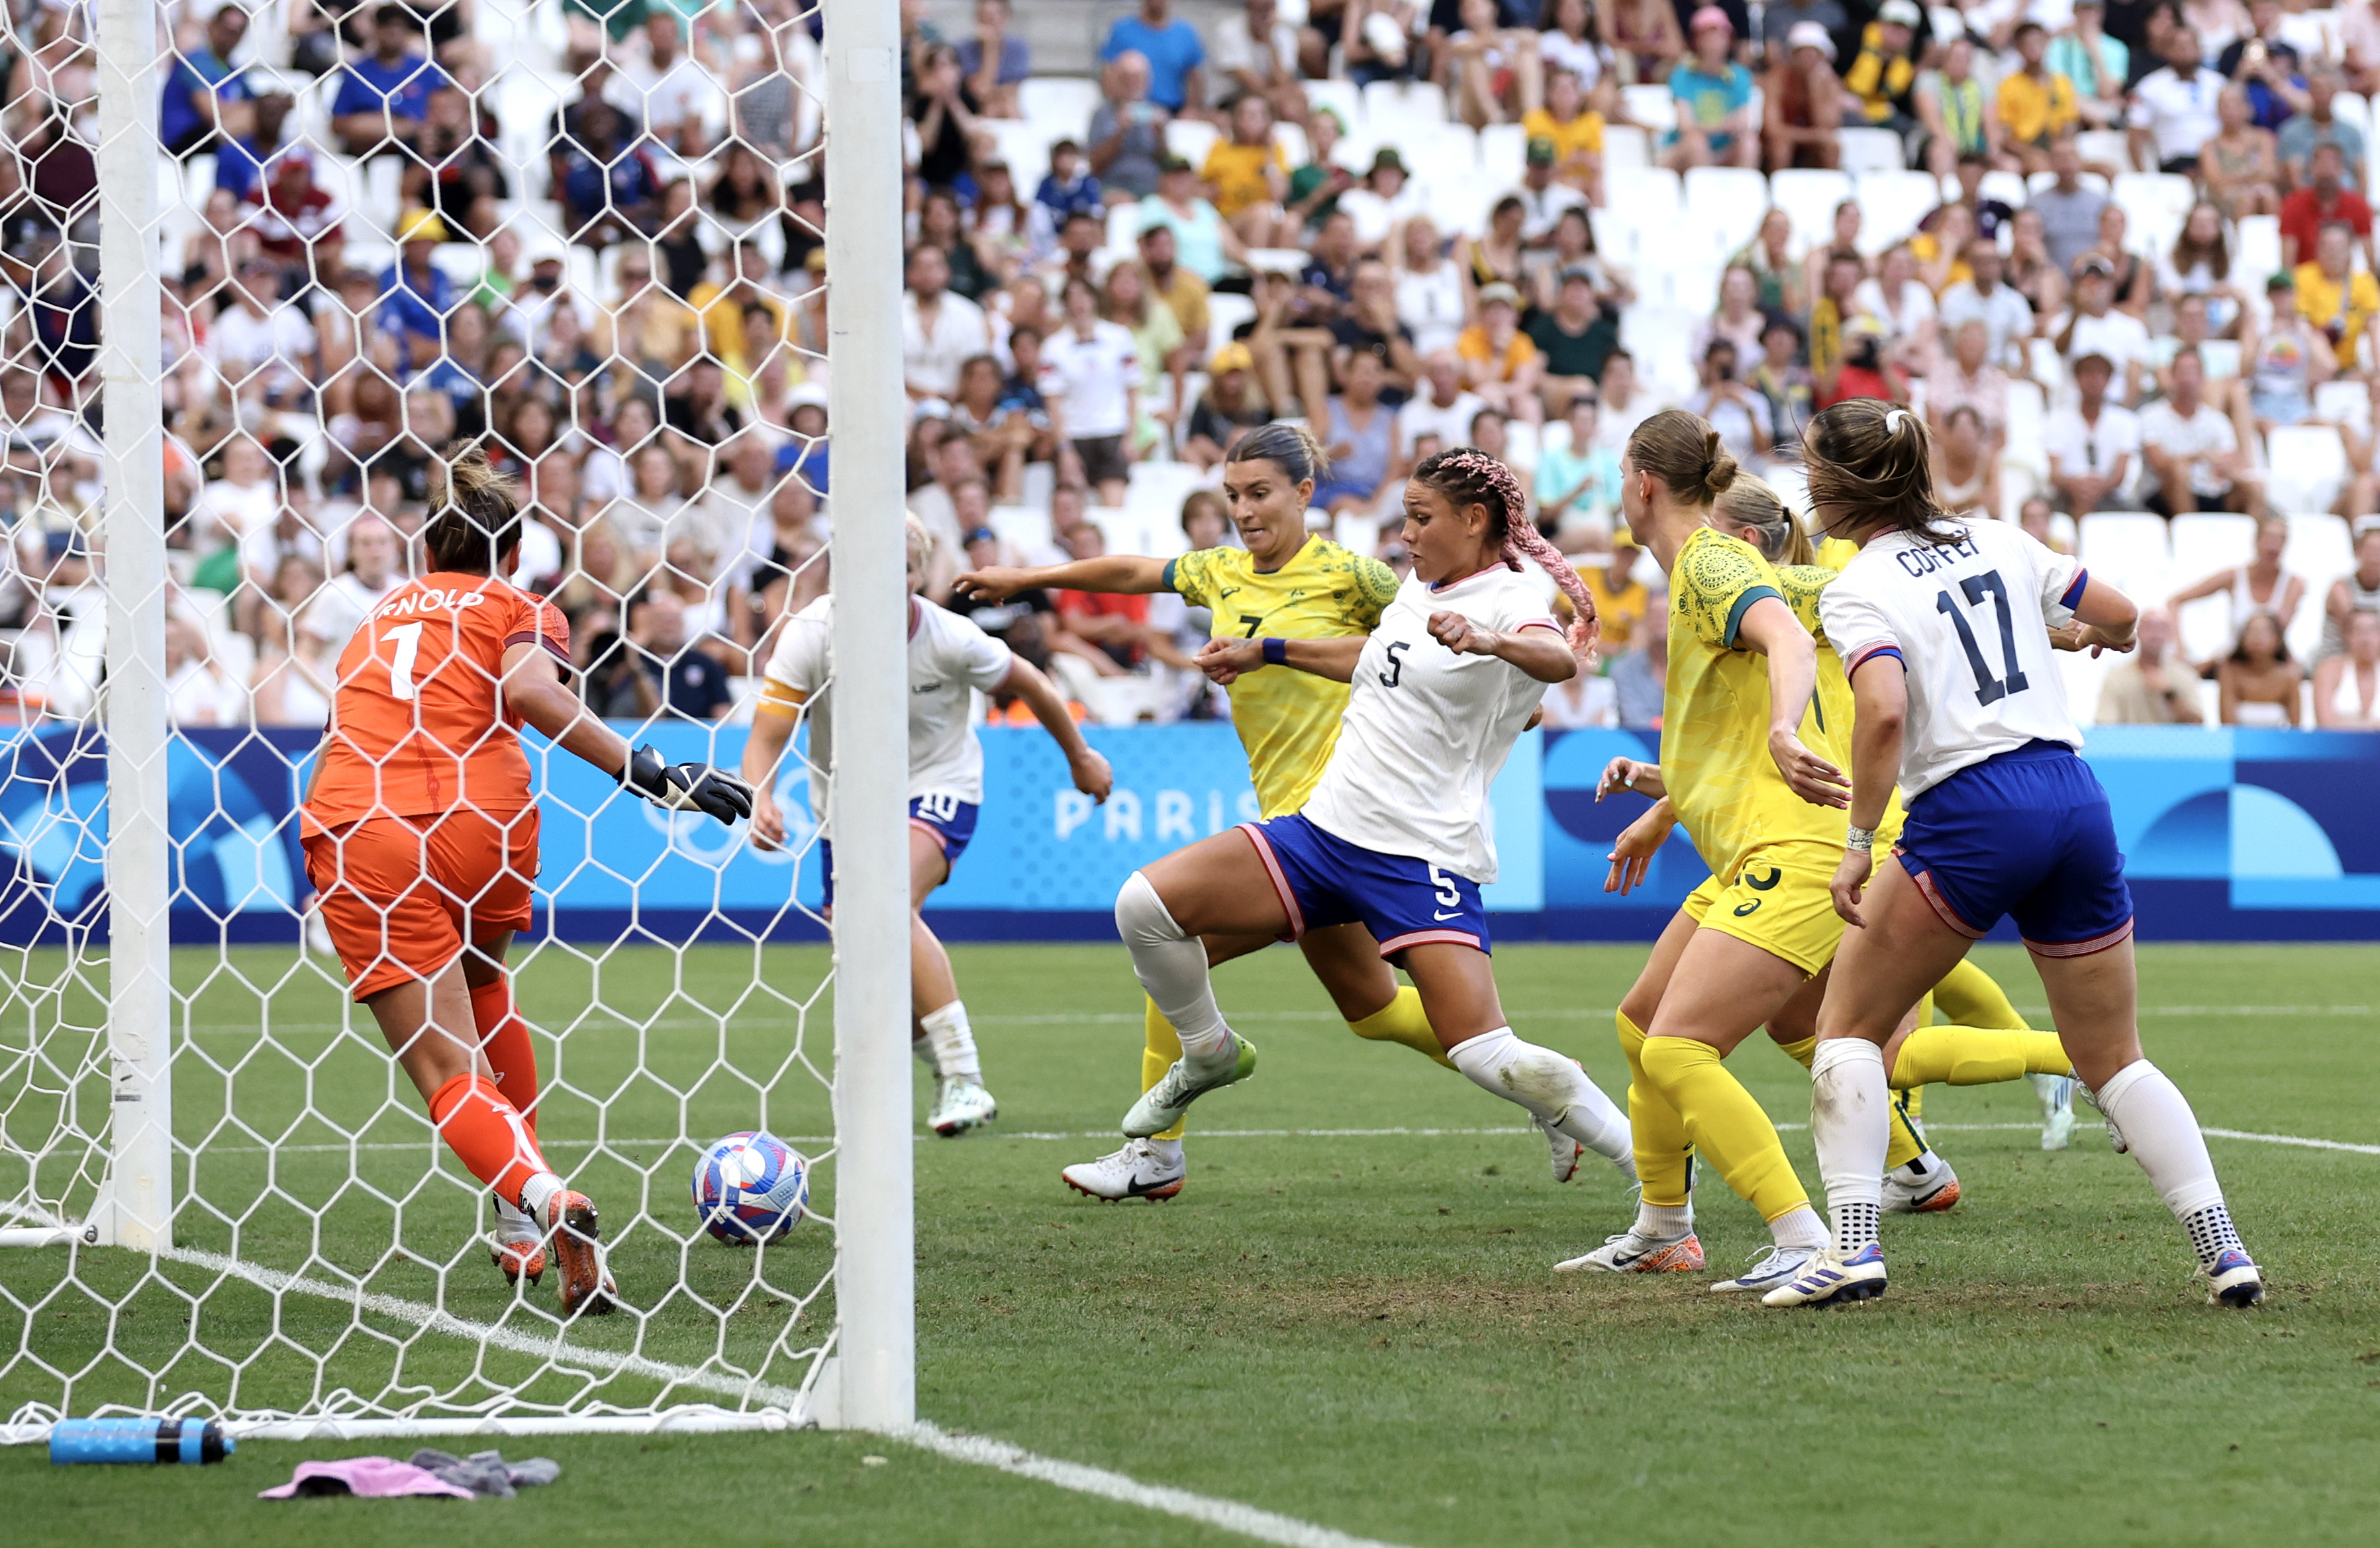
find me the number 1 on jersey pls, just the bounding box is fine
[1934,568,2030,706]
[385,620,424,701]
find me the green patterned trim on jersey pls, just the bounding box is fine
[1673,527,1787,651]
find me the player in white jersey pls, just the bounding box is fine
[1105,450,1638,1186]
[1765,400,2263,1310]
[743,515,1114,1136]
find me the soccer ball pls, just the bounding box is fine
[693,1132,810,1245]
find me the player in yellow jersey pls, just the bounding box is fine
[956,426,1620,1202]
[1553,413,2071,1292]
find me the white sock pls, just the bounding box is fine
[1635,1199,1693,1238]
[911,1032,942,1079]
[1144,1136,1184,1166]
[1810,1039,1890,1255]
[518,1171,564,1223]
[1447,1027,1633,1165]
[2098,1059,2243,1266]
[1115,872,1234,1061]
[1769,1206,1830,1251]
[919,1001,981,1082]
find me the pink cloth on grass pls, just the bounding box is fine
[260,1457,477,1500]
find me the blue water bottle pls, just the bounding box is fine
[50,1417,234,1465]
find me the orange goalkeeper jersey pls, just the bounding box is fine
[303,572,570,834]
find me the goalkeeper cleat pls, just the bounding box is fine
[1556,1229,1704,1274]
[928,1076,997,1137]
[1761,1243,1889,1308]
[1120,1035,1257,1138]
[1060,1138,1187,1202]
[1882,1153,1961,1214]
[1709,1242,1824,1294]
[490,1196,546,1287]
[2032,1071,2078,1151]
[2202,1249,2265,1308]
[544,1190,619,1318]
[1536,1116,1583,1183]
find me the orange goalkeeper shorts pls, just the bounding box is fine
[303,808,540,1000]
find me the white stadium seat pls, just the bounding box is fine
[2079,512,2174,604]
[1166,117,1221,168]
[1622,85,1676,132]
[1835,127,1905,175]
[1601,122,1651,170]
[2112,173,2195,253]
[1303,78,1364,130]
[2236,215,2282,288]
[1362,78,1448,126]
[1478,122,1527,184]
[2265,424,2351,518]
[985,118,1053,186]
[1769,167,1853,254]
[1019,77,1100,137]
[1852,169,1942,252]
[1683,166,1771,254]
[2170,514,2261,661]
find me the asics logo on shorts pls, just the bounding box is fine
[1732,899,1763,917]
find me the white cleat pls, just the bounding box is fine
[1761,1243,1889,1308]
[488,1194,546,1287]
[1709,1242,1824,1294]
[1556,1229,1705,1273]
[1060,1138,1186,1202]
[1121,1036,1258,1137]
[1882,1153,1961,1214]
[2032,1071,2077,1151]
[2201,1249,2265,1308]
[1536,1116,1583,1183]
[928,1076,998,1136]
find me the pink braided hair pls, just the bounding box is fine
[1415,448,1600,661]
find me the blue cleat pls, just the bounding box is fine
[2203,1249,2265,1308]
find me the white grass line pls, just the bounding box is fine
[156,1244,807,1412]
[2201,1127,2380,1156]
[900,1421,1414,1548]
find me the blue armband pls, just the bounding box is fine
[1262,637,1288,666]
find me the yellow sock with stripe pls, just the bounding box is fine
[1930,957,2032,1030]
[1347,986,1455,1069]
[1638,1036,1812,1225]
[1616,1012,1694,1209]
[1142,996,1188,1142]
[1885,1088,1928,1171]
[1891,1025,2075,1088]
[1771,1035,1816,1069]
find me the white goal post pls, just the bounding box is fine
[0,0,911,1440]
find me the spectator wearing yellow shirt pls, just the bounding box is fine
[1995,21,2079,173]
[1200,94,1290,245]
[2294,220,2380,371]
[1579,536,1654,653]
[1842,1,1922,138]
[688,242,795,365]
[1520,65,1605,203]
[1455,281,1545,425]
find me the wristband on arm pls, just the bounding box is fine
[1261,637,1288,666]
[1844,824,1876,853]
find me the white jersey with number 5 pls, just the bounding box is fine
[1817,518,2088,800]
[1301,564,1562,882]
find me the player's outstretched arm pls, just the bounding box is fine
[952,555,1171,601]
[1737,597,1850,808]
[1597,757,1665,800]
[502,643,754,828]
[999,657,1113,803]
[1606,796,1675,896]
[1426,612,1578,682]
[1831,655,1909,928]
[1195,634,1366,684]
[2065,574,2142,655]
[740,691,802,851]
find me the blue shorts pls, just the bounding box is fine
[1240,813,1491,959]
[1896,741,2134,956]
[822,794,978,908]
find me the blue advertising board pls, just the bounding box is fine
[0,722,2371,947]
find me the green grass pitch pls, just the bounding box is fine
[6,941,2379,1546]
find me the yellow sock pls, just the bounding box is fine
[1771,1034,1816,1069]
[1885,1088,1928,1171]
[1638,1036,1810,1224]
[1617,1011,1694,1208]
[1346,985,1455,1069]
[1142,996,1188,1142]
[1891,1025,2074,1088]
[1932,957,2030,1030]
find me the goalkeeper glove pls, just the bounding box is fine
[622,745,755,826]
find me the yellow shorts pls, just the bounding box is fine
[1681,842,1848,979]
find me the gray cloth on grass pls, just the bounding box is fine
[407,1448,562,1498]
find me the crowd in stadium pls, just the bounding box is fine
[3,0,2380,734]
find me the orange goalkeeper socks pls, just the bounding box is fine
[470,981,539,1138]
[428,1072,556,1216]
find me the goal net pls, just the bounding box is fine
[1,0,912,1439]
